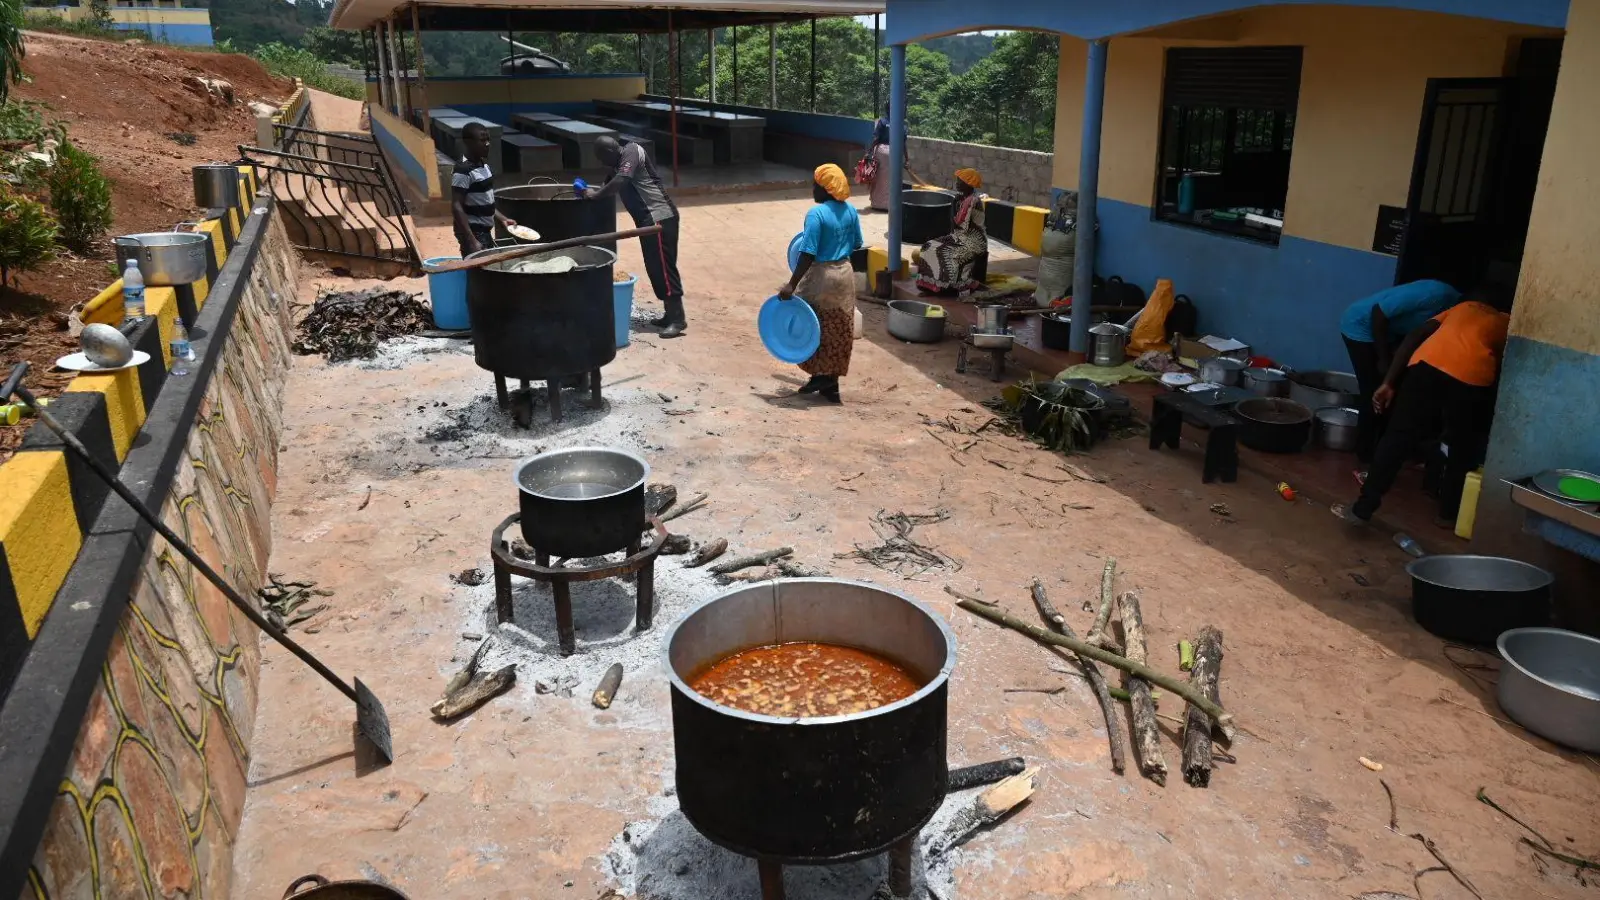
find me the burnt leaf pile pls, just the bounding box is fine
[293,287,432,362]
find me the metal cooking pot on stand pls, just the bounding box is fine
[899,189,955,245]
[494,178,618,250]
[976,304,1008,333]
[514,447,648,559]
[1241,367,1288,396]
[282,875,411,900]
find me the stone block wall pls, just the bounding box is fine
[906,136,1055,207]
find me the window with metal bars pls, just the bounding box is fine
[1154,46,1303,245]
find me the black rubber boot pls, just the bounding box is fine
[818,376,841,404]
[659,298,687,338]
[796,375,826,395]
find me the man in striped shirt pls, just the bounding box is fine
[451,122,516,257]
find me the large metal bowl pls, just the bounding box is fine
[665,578,956,863]
[114,232,210,286]
[887,299,947,343]
[1407,555,1552,645]
[1497,628,1600,752]
[1288,370,1360,411]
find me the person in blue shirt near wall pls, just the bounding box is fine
[1338,279,1462,472]
[777,163,864,404]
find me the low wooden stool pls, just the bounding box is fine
[1149,391,1238,484]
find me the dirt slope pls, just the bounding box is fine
[0,33,291,454]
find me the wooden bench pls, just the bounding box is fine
[1149,391,1238,484]
[502,133,563,174]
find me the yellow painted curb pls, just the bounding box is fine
[1012,205,1047,257]
[66,369,146,460]
[0,452,83,637]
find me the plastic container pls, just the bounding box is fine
[613,275,636,349]
[425,257,469,330]
[122,259,146,322]
[1456,469,1484,540]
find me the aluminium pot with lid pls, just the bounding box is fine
[1088,322,1128,367]
[114,231,210,287]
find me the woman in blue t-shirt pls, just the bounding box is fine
[1339,279,1461,470]
[778,164,865,403]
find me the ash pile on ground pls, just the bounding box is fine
[399,385,662,473]
[600,784,993,899]
[445,546,721,731]
[356,335,475,371]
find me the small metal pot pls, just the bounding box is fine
[976,305,1008,333]
[1241,367,1287,396]
[1198,356,1247,387]
[1497,628,1600,752]
[1040,313,1072,351]
[1088,322,1128,367]
[1406,555,1553,645]
[514,447,648,558]
[192,163,240,210]
[1315,407,1359,452]
[887,300,946,343]
[114,231,210,286]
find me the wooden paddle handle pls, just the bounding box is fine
[424,226,664,274]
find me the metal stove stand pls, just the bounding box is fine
[955,335,1008,382]
[756,836,917,900]
[490,514,665,655]
[493,369,603,427]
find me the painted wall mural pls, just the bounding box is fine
[22,218,295,900]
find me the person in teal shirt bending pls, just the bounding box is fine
[778,164,864,404]
[1339,279,1462,469]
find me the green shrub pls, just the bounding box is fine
[87,0,114,30]
[0,186,57,286]
[46,142,113,254]
[250,43,365,101]
[0,99,65,147]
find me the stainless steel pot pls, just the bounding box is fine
[192,163,240,210]
[1198,356,1246,386]
[976,305,1008,333]
[114,230,210,286]
[514,446,648,558]
[1497,628,1600,752]
[1289,370,1360,411]
[1241,367,1287,396]
[887,300,946,343]
[1088,322,1128,367]
[283,876,411,900]
[1315,407,1359,452]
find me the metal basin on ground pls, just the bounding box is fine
[1407,555,1553,645]
[665,578,956,863]
[887,299,947,343]
[494,181,618,249]
[1288,370,1360,411]
[1497,628,1600,752]
[114,232,210,286]
[1233,397,1312,453]
[514,447,648,558]
[467,245,617,382]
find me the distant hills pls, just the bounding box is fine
[210,0,329,50]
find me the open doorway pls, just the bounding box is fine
[1395,37,1563,295]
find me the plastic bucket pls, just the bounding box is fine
[425,257,469,330]
[613,276,636,348]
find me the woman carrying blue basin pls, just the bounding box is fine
[777,164,864,404]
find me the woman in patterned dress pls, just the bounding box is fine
[915,168,987,295]
[778,164,864,404]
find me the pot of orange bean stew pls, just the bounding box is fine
[664,578,956,863]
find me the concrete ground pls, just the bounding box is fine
[233,102,1600,900]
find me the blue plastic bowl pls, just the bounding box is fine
[787,233,804,272]
[613,276,636,348]
[758,295,821,364]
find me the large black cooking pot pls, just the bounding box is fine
[515,447,648,558]
[1232,397,1312,453]
[467,245,617,381]
[900,189,955,245]
[495,180,618,250]
[1041,312,1073,351]
[1406,555,1553,645]
[666,579,956,863]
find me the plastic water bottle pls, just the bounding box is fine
[122,258,145,322]
[1393,532,1425,558]
[169,322,192,376]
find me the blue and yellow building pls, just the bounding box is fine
[39,0,214,46]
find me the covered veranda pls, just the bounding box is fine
[328,0,888,202]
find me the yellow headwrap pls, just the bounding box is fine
[955,168,983,189]
[814,163,851,201]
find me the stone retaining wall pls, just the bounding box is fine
[906,136,1055,207]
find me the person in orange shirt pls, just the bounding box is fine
[1348,284,1511,524]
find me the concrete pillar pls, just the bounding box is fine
[887,43,908,276]
[1069,39,1108,355]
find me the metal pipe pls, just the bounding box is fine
[1070,40,1109,356]
[809,18,817,112]
[387,18,403,117]
[636,32,643,75]
[411,3,430,139]
[873,14,881,116]
[708,28,716,103]
[732,25,738,105]
[373,24,387,110]
[396,17,411,122]
[669,14,680,188]
[769,24,777,108]
[887,43,907,278]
